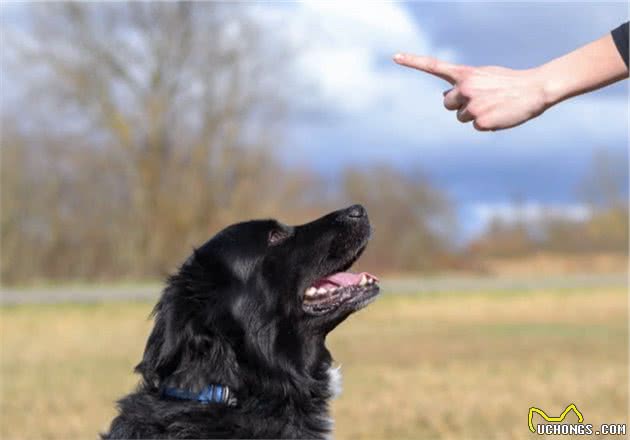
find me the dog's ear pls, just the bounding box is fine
[135,263,242,391]
[134,287,186,386]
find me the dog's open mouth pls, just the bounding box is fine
[302,271,380,315]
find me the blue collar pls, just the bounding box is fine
[162,384,236,406]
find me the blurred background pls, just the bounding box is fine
[1,2,627,439]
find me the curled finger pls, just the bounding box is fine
[443,88,467,111]
[456,105,475,123]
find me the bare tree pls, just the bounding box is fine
[341,164,455,271]
[578,148,628,210]
[2,3,295,282]
[469,148,628,258]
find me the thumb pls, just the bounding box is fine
[393,53,465,85]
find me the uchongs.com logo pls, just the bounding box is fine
[528,403,627,436]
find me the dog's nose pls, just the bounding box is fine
[343,204,367,220]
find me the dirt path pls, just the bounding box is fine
[1,273,626,305]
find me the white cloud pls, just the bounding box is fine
[471,202,592,225]
[252,2,456,116]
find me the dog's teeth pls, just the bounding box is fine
[305,287,317,296]
[359,274,367,286]
[317,288,327,294]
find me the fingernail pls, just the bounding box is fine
[393,53,404,62]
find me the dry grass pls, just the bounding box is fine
[1,287,627,439]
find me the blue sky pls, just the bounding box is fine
[263,2,628,237]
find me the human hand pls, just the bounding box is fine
[393,54,549,131]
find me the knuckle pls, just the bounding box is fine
[444,99,456,110]
[465,104,477,116]
[426,57,439,73]
[458,65,474,78]
[458,82,472,97]
[474,119,491,131]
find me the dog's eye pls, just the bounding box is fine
[268,229,290,246]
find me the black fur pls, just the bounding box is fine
[103,205,379,439]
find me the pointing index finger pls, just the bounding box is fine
[393,53,465,85]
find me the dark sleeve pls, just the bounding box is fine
[611,22,629,68]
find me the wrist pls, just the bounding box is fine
[530,65,565,108]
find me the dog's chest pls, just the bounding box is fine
[327,365,342,399]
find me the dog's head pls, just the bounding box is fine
[136,205,379,398]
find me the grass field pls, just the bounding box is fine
[1,287,627,439]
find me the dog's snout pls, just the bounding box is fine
[341,204,367,221]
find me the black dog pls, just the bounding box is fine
[103,205,380,439]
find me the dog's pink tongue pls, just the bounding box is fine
[313,272,378,289]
